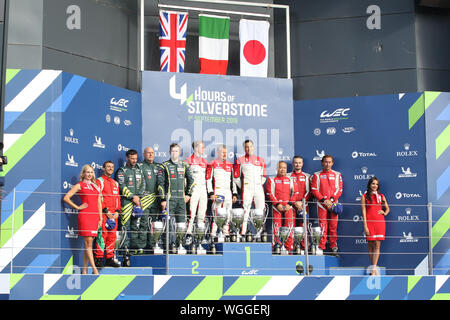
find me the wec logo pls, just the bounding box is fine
[320,108,350,118]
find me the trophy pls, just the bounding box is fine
[152,220,165,255]
[293,227,304,255]
[250,208,266,242]
[273,226,281,254]
[311,225,323,255]
[231,208,244,242]
[176,222,187,255]
[195,222,207,255]
[215,207,228,243]
[279,226,290,255]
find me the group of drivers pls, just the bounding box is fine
[93,140,343,268]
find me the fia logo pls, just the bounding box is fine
[169,75,187,105]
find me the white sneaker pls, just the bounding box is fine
[316,247,323,256]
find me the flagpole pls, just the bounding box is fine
[160,0,291,79]
[158,4,270,18]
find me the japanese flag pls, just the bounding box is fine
[239,19,270,77]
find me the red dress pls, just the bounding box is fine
[363,192,386,241]
[78,181,100,237]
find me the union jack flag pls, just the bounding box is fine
[159,10,188,73]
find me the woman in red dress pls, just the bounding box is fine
[361,177,390,276]
[64,164,102,274]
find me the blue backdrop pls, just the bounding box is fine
[294,93,429,275]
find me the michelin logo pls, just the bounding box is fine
[398,167,417,178]
[93,136,105,149]
[65,154,78,167]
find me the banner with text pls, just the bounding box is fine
[142,71,294,175]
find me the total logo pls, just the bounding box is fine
[118,144,130,152]
[396,143,418,157]
[398,167,417,178]
[320,107,350,123]
[400,232,418,243]
[397,207,420,221]
[65,154,78,167]
[109,97,129,112]
[395,192,421,200]
[354,166,375,180]
[93,136,106,149]
[63,181,74,190]
[91,161,102,170]
[351,150,377,159]
[64,128,79,144]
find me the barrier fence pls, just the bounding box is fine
[0,188,447,276]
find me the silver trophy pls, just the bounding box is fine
[293,227,304,255]
[152,220,165,255]
[250,208,266,242]
[311,225,323,255]
[176,222,187,255]
[279,226,290,255]
[215,207,228,243]
[231,208,244,242]
[195,222,207,255]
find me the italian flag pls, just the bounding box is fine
[199,14,230,75]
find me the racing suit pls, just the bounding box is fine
[234,155,266,235]
[116,163,146,252]
[310,169,343,250]
[184,154,208,235]
[266,175,299,251]
[206,159,237,236]
[140,160,165,249]
[288,171,311,248]
[94,175,121,259]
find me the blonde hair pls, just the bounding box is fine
[79,164,96,183]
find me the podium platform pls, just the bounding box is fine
[128,242,339,276]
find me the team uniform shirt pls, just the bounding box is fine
[234,154,267,234]
[266,175,299,251]
[185,154,208,234]
[310,169,343,250]
[94,175,121,259]
[206,158,237,235]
